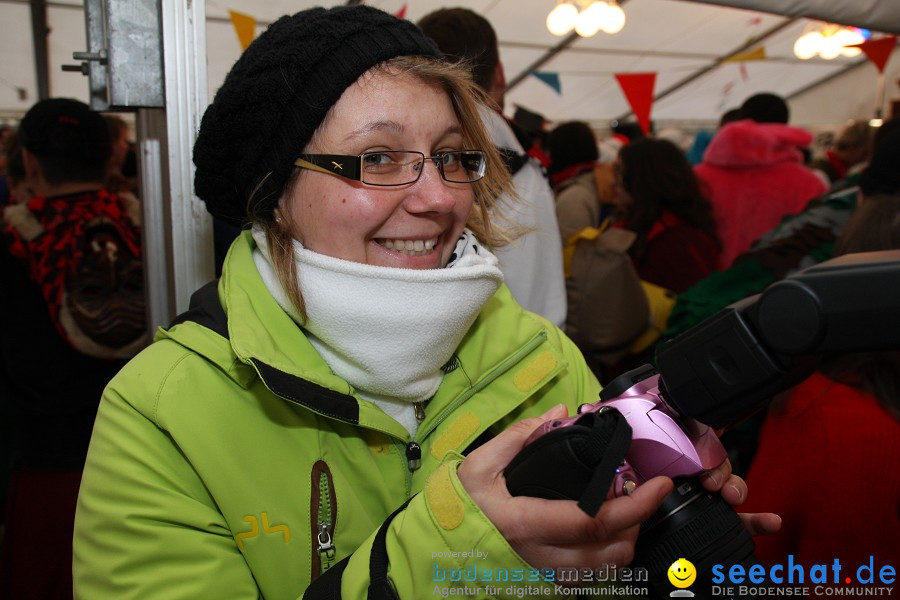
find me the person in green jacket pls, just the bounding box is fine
[72,6,775,599]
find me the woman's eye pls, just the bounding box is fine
[363,152,394,167]
[439,152,460,166]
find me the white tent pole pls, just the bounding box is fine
[157,0,214,318]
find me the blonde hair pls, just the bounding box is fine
[260,55,517,320]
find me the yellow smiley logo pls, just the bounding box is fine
[667,558,697,588]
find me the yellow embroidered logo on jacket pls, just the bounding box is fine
[236,512,291,549]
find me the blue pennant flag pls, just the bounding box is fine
[531,71,562,95]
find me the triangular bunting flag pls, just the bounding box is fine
[531,71,562,95]
[849,36,898,73]
[614,72,656,136]
[229,11,256,50]
[722,46,767,63]
[395,5,408,20]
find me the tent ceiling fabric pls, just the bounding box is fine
[1,0,898,130]
[684,0,900,35]
[203,0,900,129]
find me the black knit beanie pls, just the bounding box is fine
[193,5,440,227]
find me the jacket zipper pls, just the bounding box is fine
[398,331,552,475]
[310,460,337,580]
[419,331,549,440]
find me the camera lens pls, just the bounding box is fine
[633,477,757,599]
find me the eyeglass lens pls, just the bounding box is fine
[361,151,484,185]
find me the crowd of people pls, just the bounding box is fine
[0,4,897,599]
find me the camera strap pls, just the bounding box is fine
[503,407,634,517]
[574,409,633,517]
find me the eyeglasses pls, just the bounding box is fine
[294,150,486,186]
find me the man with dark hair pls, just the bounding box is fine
[0,98,146,598]
[418,8,567,327]
[419,8,498,99]
[739,92,790,124]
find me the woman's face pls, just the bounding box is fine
[282,69,475,269]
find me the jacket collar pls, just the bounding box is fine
[160,231,564,436]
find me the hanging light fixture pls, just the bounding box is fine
[546,2,579,36]
[547,0,626,38]
[793,30,824,60]
[793,22,867,60]
[574,1,607,37]
[601,1,626,34]
[832,27,865,57]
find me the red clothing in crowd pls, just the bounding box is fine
[742,372,900,571]
[695,119,827,270]
[632,210,720,294]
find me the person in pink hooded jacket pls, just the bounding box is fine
[695,93,828,269]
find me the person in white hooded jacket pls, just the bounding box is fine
[418,7,567,329]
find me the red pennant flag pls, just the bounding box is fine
[614,73,656,136]
[850,35,897,73]
[395,5,407,20]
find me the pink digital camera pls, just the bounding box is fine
[524,371,728,499]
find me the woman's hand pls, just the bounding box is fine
[700,457,782,537]
[457,404,674,570]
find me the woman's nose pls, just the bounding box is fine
[406,161,459,213]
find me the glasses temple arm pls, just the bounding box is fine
[294,155,361,180]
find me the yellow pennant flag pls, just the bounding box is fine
[229,10,257,50]
[722,46,767,63]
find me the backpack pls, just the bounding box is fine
[562,224,651,369]
[4,190,147,360]
[60,217,147,359]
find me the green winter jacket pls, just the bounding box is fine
[73,231,600,599]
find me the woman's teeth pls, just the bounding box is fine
[379,238,437,256]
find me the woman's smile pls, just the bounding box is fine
[374,236,438,256]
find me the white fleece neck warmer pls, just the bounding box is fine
[251,226,503,437]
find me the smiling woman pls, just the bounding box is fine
[70,5,769,600]
[278,66,484,271]
[259,56,512,317]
